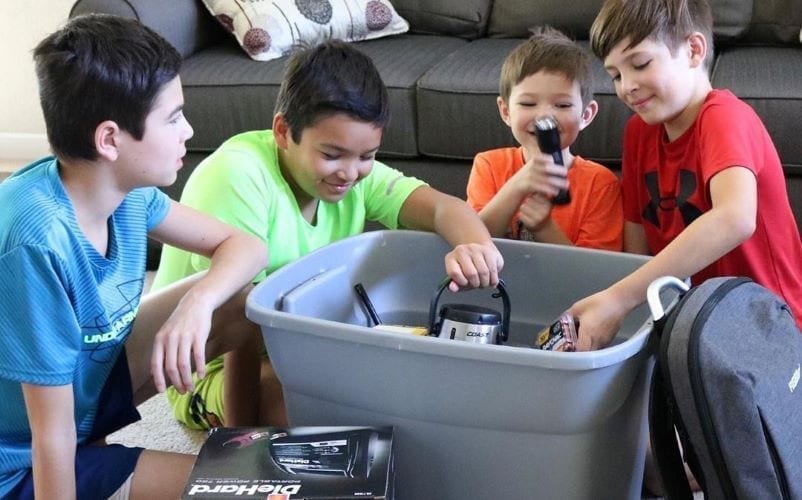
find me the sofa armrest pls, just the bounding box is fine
[70,0,222,58]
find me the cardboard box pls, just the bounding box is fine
[182,426,394,499]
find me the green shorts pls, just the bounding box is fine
[166,355,225,430]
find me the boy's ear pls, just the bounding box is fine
[94,120,121,161]
[579,100,599,131]
[687,31,707,68]
[273,113,290,149]
[497,96,512,127]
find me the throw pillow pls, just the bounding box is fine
[201,0,410,61]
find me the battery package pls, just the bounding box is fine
[182,426,394,499]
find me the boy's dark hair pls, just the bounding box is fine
[590,0,714,69]
[274,40,389,143]
[499,26,594,106]
[34,14,182,161]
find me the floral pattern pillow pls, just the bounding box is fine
[202,0,410,61]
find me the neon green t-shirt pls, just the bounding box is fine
[153,129,426,288]
[152,129,426,429]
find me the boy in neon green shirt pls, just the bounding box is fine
[153,40,505,430]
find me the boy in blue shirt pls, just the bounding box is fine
[0,14,268,498]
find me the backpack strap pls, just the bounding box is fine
[649,363,693,500]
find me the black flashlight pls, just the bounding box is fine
[535,116,571,205]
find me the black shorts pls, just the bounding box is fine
[11,349,144,499]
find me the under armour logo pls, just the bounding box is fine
[642,170,702,228]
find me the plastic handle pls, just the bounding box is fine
[535,116,570,205]
[493,280,511,343]
[427,278,511,344]
[646,276,689,322]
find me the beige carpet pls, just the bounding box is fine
[107,271,207,454]
[107,392,206,455]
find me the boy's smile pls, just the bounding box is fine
[275,112,382,216]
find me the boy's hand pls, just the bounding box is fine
[151,294,214,394]
[517,193,552,232]
[445,242,504,291]
[567,288,630,351]
[513,152,569,200]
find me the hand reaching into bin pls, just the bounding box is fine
[398,185,504,292]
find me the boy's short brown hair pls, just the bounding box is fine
[34,14,181,161]
[590,0,714,69]
[499,26,594,106]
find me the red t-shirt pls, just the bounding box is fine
[622,89,802,326]
[468,147,623,251]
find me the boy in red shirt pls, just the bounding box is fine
[572,0,802,348]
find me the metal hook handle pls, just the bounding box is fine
[646,276,689,322]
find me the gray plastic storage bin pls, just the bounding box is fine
[247,231,655,500]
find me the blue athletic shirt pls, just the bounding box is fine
[0,157,170,495]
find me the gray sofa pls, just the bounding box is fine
[70,0,802,269]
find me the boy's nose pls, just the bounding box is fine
[619,73,638,95]
[183,121,195,142]
[337,162,359,182]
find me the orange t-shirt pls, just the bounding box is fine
[467,147,623,251]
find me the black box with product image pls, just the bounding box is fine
[182,426,394,499]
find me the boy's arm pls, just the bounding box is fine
[472,153,568,238]
[148,200,268,393]
[22,383,77,499]
[475,176,528,237]
[517,195,572,245]
[398,186,504,290]
[569,167,757,350]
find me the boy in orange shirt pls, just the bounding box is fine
[467,26,624,250]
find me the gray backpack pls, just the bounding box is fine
[647,276,802,499]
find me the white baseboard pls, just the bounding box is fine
[0,133,50,161]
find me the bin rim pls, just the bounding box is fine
[246,230,655,371]
[247,297,654,371]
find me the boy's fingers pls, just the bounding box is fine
[150,344,167,393]
[162,334,183,393]
[444,255,468,289]
[177,338,195,393]
[193,338,207,380]
[576,327,593,351]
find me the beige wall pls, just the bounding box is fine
[0,0,75,159]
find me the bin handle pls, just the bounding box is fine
[646,276,689,330]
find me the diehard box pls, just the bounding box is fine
[182,426,394,499]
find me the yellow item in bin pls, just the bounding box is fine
[372,324,429,335]
[355,283,429,336]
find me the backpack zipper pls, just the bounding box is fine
[759,409,791,499]
[687,277,750,499]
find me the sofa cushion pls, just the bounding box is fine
[740,0,802,44]
[487,0,755,42]
[70,0,223,58]
[712,47,802,168]
[487,0,606,39]
[416,38,631,165]
[391,0,494,39]
[181,34,466,157]
[199,0,409,61]
[710,0,754,41]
